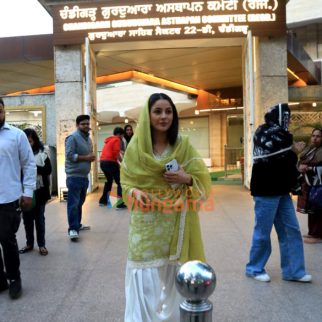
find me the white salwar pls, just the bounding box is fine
[124,146,184,322]
[124,263,182,322]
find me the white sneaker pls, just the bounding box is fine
[294,274,312,283]
[79,224,90,231]
[69,230,79,240]
[253,273,271,282]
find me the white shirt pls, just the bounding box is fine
[0,123,36,203]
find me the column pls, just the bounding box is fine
[54,45,84,197]
[243,35,288,187]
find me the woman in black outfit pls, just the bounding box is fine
[123,124,134,145]
[19,129,52,256]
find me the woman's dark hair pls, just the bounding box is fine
[23,128,44,153]
[312,128,322,135]
[148,93,179,145]
[124,124,133,132]
[124,124,133,143]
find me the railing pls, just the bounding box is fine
[224,145,243,177]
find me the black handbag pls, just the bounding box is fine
[309,185,322,211]
[308,167,322,211]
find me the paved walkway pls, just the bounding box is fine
[1,185,321,322]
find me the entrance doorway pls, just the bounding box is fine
[224,114,244,175]
[227,114,243,148]
[92,38,245,170]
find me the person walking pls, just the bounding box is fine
[0,98,36,299]
[121,93,211,321]
[19,128,52,256]
[246,103,312,283]
[297,128,322,243]
[98,127,126,209]
[65,115,95,241]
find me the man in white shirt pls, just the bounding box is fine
[0,98,36,299]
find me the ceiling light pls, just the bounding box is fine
[312,102,317,107]
[199,107,244,112]
[125,118,129,124]
[194,110,200,115]
[30,111,41,117]
[287,68,300,80]
[119,111,125,117]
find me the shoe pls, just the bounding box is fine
[68,230,79,241]
[116,203,127,210]
[39,247,48,256]
[79,224,90,231]
[19,245,33,254]
[0,279,8,292]
[107,200,112,208]
[293,274,312,283]
[251,273,271,282]
[9,279,22,299]
[99,201,112,208]
[303,237,322,244]
[100,195,113,208]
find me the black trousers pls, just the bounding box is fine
[0,200,21,281]
[22,204,46,247]
[99,161,122,203]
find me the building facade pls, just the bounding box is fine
[1,0,321,196]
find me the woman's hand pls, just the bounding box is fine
[131,188,151,207]
[163,166,192,186]
[298,164,310,173]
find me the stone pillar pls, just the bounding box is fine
[54,45,85,197]
[243,35,288,187]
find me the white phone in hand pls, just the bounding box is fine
[165,159,179,172]
[165,159,180,189]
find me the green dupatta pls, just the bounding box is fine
[121,102,212,268]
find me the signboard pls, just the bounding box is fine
[52,0,286,45]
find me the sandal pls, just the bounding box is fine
[302,234,314,239]
[39,247,48,256]
[19,246,33,254]
[304,237,322,244]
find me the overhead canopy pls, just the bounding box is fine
[97,81,197,123]
[0,0,319,103]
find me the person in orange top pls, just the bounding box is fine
[99,127,127,209]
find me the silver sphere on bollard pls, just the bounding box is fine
[176,260,216,322]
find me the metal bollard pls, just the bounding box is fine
[175,261,216,322]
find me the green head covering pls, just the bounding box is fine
[121,97,212,267]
